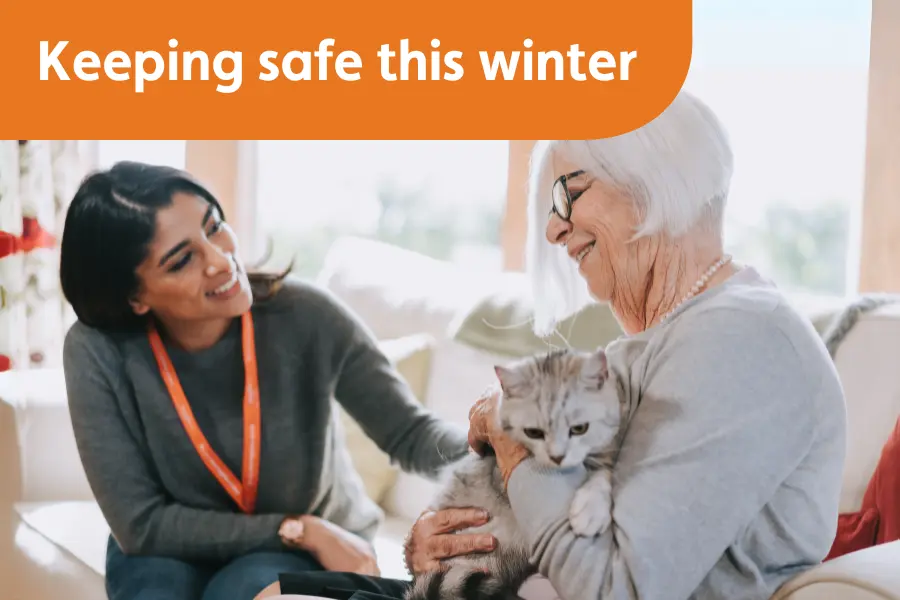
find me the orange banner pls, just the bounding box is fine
[0,0,692,139]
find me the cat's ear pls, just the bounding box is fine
[580,348,609,384]
[494,365,526,397]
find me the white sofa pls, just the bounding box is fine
[2,236,900,599]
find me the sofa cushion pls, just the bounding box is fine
[15,501,108,576]
[337,334,435,505]
[830,303,900,512]
[316,236,494,341]
[12,501,108,600]
[317,236,531,521]
[0,367,93,503]
[449,285,847,360]
[859,415,900,545]
[826,509,880,561]
[448,283,623,358]
[378,338,505,522]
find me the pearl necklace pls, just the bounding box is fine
[659,254,733,324]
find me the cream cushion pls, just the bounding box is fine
[336,333,435,505]
[316,236,525,521]
[771,540,900,599]
[448,286,845,359]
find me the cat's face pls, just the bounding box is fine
[495,348,618,468]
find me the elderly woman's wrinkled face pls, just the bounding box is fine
[545,159,639,302]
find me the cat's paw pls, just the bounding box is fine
[568,481,612,537]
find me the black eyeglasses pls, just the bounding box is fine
[550,170,589,221]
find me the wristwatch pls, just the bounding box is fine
[278,516,306,548]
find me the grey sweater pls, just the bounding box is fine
[507,268,847,600]
[63,278,468,562]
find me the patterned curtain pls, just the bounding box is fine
[0,141,90,371]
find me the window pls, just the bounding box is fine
[254,141,508,279]
[684,0,872,296]
[96,140,186,170]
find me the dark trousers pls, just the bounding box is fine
[279,570,412,600]
[105,535,322,600]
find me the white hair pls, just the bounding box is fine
[525,90,734,336]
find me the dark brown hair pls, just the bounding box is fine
[60,161,290,332]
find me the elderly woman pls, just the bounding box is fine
[264,91,847,600]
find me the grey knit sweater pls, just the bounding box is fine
[63,278,468,562]
[507,267,847,599]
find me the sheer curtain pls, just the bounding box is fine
[0,140,90,371]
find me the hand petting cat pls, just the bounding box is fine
[403,507,496,575]
[468,386,531,486]
[403,386,523,578]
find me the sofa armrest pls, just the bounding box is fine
[774,541,900,600]
[0,368,93,503]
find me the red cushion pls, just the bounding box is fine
[825,508,879,561]
[862,415,900,545]
[826,415,900,561]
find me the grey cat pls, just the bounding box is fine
[405,347,628,600]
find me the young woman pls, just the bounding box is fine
[59,161,469,600]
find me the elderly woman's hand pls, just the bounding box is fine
[404,508,496,574]
[469,386,531,486]
[403,387,531,576]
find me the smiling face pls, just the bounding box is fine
[130,192,253,325]
[544,159,641,303]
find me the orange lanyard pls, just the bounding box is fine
[147,311,261,514]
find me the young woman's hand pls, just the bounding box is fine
[404,508,496,574]
[297,516,380,576]
[468,387,530,485]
